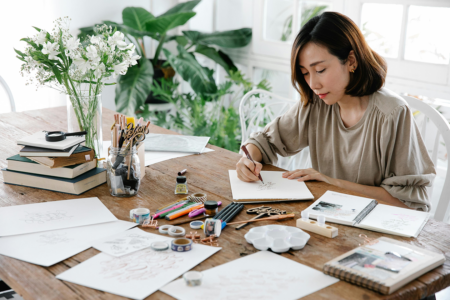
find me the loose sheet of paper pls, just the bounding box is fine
[0,197,117,236]
[161,251,339,300]
[357,204,430,237]
[144,134,210,153]
[92,227,157,257]
[0,221,136,267]
[228,170,314,200]
[145,148,214,166]
[57,232,221,300]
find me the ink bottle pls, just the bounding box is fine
[204,201,218,217]
[175,176,188,194]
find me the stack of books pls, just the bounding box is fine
[2,132,106,195]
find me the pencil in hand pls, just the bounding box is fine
[240,145,264,184]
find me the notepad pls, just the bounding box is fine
[228,170,314,203]
[304,191,430,237]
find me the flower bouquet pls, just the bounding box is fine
[15,17,140,158]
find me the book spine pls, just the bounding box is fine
[323,264,389,295]
[354,200,378,224]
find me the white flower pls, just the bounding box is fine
[112,62,128,75]
[25,56,39,67]
[93,63,105,79]
[85,45,100,63]
[42,42,60,60]
[127,54,140,66]
[73,57,91,73]
[90,35,102,45]
[65,37,80,52]
[118,43,135,51]
[36,31,47,45]
[108,31,125,45]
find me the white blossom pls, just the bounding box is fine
[93,63,105,79]
[25,56,39,67]
[118,43,135,51]
[108,31,125,45]
[127,54,140,66]
[65,37,80,52]
[36,31,47,45]
[86,45,100,63]
[42,42,60,60]
[73,57,91,73]
[113,62,128,75]
[90,35,102,45]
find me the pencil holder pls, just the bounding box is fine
[106,146,141,197]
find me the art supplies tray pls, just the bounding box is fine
[244,225,310,253]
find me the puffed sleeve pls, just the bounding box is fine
[244,99,311,165]
[380,105,436,211]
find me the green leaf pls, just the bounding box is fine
[115,58,154,116]
[163,45,217,94]
[16,56,26,62]
[175,35,189,47]
[182,28,252,48]
[20,38,40,50]
[104,21,158,40]
[122,7,155,32]
[194,45,237,74]
[160,0,200,16]
[14,48,26,57]
[52,65,62,84]
[32,26,42,32]
[145,12,196,34]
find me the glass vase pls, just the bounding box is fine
[67,93,103,159]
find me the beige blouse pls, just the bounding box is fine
[246,88,436,211]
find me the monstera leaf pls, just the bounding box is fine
[123,7,155,32]
[194,45,237,75]
[182,28,252,48]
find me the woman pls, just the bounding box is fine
[236,12,435,211]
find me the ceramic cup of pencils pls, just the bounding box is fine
[106,146,141,197]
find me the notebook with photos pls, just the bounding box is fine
[323,237,445,295]
[304,191,429,237]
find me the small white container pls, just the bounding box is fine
[244,225,310,252]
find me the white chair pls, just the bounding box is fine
[0,75,16,112]
[404,96,450,222]
[239,89,312,171]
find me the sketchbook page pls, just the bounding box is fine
[304,191,375,226]
[161,251,339,300]
[356,204,430,237]
[228,170,314,200]
[0,197,118,237]
[0,221,136,267]
[92,227,159,257]
[144,134,210,153]
[57,232,221,300]
[144,148,214,166]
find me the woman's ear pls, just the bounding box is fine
[347,50,357,72]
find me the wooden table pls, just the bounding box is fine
[0,106,449,300]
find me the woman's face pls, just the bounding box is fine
[298,42,355,105]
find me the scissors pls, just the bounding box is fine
[235,206,287,230]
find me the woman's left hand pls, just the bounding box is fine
[282,168,331,184]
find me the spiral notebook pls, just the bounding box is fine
[323,237,445,294]
[303,191,429,237]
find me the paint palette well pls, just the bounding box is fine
[244,225,310,253]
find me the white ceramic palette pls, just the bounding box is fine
[244,225,310,253]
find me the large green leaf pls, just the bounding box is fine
[163,46,217,94]
[145,12,196,34]
[194,45,237,74]
[122,7,155,32]
[160,0,200,16]
[115,58,154,116]
[183,28,252,48]
[103,21,158,40]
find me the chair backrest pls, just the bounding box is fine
[239,89,312,171]
[404,96,450,222]
[0,75,15,112]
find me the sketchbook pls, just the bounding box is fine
[323,237,445,294]
[304,191,429,237]
[17,131,85,151]
[228,170,314,203]
[144,134,210,154]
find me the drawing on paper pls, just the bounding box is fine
[104,233,155,255]
[37,232,73,245]
[312,201,357,218]
[22,210,74,224]
[380,214,419,231]
[257,182,276,191]
[99,248,184,282]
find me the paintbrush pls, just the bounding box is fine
[226,213,295,225]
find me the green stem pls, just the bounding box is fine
[152,33,166,66]
[67,76,87,129]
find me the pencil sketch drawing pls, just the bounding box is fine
[312,201,357,218]
[37,232,73,245]
[22,210,74,224]
[103,233,156,255]
[380,214,419,231]
[99,248,184,282]
[257,182,276,191]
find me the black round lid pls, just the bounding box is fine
[176,176,186,183]
[204,201,218,209]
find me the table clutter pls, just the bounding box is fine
[244,225,310,252]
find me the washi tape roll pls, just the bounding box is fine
[130,208,150,224]
[168,226,186,237]
[171,238,193,252]
[187,193,207,203]
[204,218,222,237]
[159,225,173,234]
[183,271,203,286]
[150,241,169,251]
[190,221,204,229]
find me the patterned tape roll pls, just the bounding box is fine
[159,225,173,234]
[130,208,150,224]
[171,238,193,252]
[183,271,203,286]
[187,193,207,203]
[168,226,186,237]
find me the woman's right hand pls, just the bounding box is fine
[236,157,263,182]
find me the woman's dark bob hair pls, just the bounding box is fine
[291,12,387,106]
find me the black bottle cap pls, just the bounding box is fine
[204,201,218,209]
[176,176,187,183]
